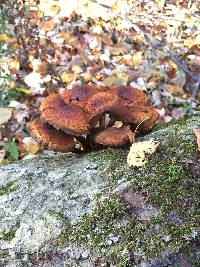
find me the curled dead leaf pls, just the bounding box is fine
[194,129,200,152]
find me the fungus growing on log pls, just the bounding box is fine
[27,118,75,152]
[39,94,90,135]
[110,85,148,106]
[110,105,159,130]
[59,85,98,108]
[93,126,134,147]
[28,85,159,152]
[84,91,118,119]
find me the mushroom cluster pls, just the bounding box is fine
[28,85,159,152]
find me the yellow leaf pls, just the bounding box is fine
[184,35,200,47]
[81,73,92,82]
[9,59,20,72]
[15,87,32,94]
[0,34,11,42]
[103,76,126,86]
[132,52,143,66]
[22,137,40,155]
[127,140,160,167]
[114,121,123,128]
[72,65,83,74]
[103,72,129,86]
[155,0,165,8]
[60,72,75,83]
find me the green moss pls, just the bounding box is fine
[1,221,20,241]
[0,180,17,196]
[48,209,70,224]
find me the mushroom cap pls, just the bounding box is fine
[93,126,134,147]
[39,93,62,112]
[84,91,118,120]
[110,85,148,106]
[27,118,75,152]
[110,105,159,130]
[39,94,90,136]
[59,85,98,108]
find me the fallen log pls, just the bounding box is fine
[0,115,199,266]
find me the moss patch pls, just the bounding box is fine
[0,180,17,196]
[1,221,20,241]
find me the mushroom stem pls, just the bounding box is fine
[75,136,90,151]
[99,114,106,129]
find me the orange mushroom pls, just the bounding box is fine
[110,105,159,130]
[59,85,98,108]
[110,85,148,106]
[28,85,159,152]
[39,93,63,112]
[84,91,118,120]
[27,118,75,152]
[93,126,134,147]
[39,94,90,136]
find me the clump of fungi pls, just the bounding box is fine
[27,85,159,152]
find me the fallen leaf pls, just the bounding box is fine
[98,33,113,46]
[114,121,123,128]
[103,74,129,86]
[0,149,6,164]
[9,58,20,73]
[24,71,45,95]
[194,129,200,152]
[39,19,55,31]
[0,108,12,125]
[22,137,40,155]
[127,140,160,167]
[60,71,75,83]
[72,65,83,74]
[164,84,184,96]
[0,34,11,42]
[184,35,200,47]
[15,87,32,94]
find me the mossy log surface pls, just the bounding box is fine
[0,115,199,266]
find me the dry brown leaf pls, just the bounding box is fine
[164,84,184,96]
[98,33,113,46]
[39,19,55,31]
[59,30,79,46]
[194,129,200,152]
[106,46,127,56]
